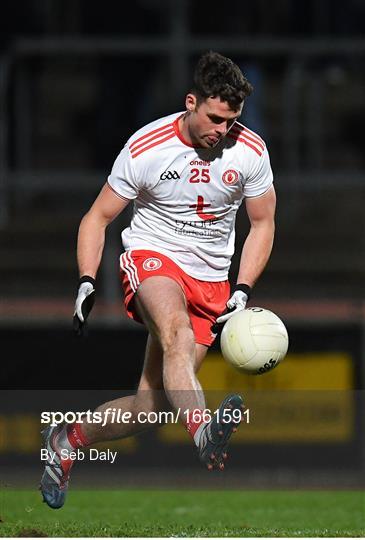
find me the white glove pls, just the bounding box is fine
[213,284,252,330]
[74,282,95,322]
[73,277,96,336]
[216,290,248,324]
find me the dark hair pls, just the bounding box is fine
[192,51,253,111]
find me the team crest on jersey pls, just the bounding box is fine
[222,169,239,185]
[143,257,162,271]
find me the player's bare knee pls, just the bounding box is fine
[160,323,195,357]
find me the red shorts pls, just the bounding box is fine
[120,250,230,346]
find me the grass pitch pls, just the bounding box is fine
[0,489,364,537]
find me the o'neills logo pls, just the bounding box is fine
[222,169,239,185]
[143,258,162,271]
[190,160,210,166]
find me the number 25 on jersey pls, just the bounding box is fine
[189,168,211,183]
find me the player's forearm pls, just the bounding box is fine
[76,211,107,279]
[236,220,275,287]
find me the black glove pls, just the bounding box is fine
[211,283,251,335]
[73,276,96,337]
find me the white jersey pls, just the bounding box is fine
[108,111,273,281]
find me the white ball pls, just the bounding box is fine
[220,307,289,375]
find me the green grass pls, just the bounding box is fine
[0,489,364,537]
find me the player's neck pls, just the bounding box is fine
[178,112,195,146]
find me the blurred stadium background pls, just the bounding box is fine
[0,0,364,496]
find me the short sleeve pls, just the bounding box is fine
[243,146,273,198]
[107,144,139,200]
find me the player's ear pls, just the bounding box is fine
[185,93,197,112]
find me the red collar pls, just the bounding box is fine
[173,114,203,148]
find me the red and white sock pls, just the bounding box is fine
[55,422,90,453]
[185,409,207,447]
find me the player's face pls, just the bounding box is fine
[186,95,243,148]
